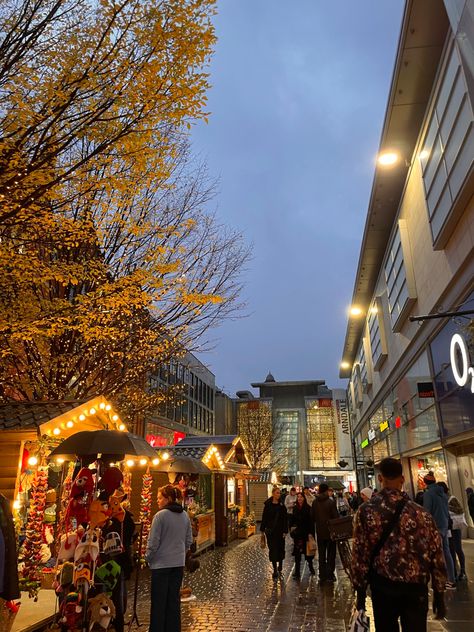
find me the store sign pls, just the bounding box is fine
[146,431,186,447]
[368,429,376,441]
[450,333,474,393]
[361,439,369,448]
[335,399,350,435]
[318,398,333,408]
[417,381,435,398]
[395,416,402,428]
[379,420,389,432]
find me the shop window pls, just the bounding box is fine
[420,38,474,249]
[306,402,337,469]
[357,339,371,392]
[368,297,388,370]
[384,221,417,331]
[274,410,299,475]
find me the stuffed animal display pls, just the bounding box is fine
[98,468,123,496]
[60,591,83,632]
[67,468,95,526]
[87,594,116,632]
[108,489,125,523]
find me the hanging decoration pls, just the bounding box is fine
[139,471,153,564]
[122,469,132,507]
[21,467,48,600]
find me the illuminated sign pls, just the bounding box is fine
[380,420,389,432]
[318,398,333,408]
[395,416,402,428]
[361,439,369,448]
[368,429,376,441]
[450,333,474,393]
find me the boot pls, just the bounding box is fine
[308,559,315,575]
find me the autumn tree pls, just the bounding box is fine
[236,400,286,472]
[0,0,250,421]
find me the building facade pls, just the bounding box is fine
[146,352,216,444]
[340,0,474,527]
[234,374,355,488]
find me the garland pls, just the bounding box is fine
[21,467,48,600]
[139,471,153,564]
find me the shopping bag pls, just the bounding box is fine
[348,608,370,632]
[260,533,266,549]
[306,534,317,556]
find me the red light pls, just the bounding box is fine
[395,416,402,429]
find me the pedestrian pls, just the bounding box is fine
[466,487,474,524]
[423,472,456,589]
[303,486,315,506]
[289,492,315,579]
[336,491,351,516]
[260,486,288,579]
[327,487,335,501]
[437,482,467,581]
[146,484,193,632]
[351,458,447,632]
[415,489,425,505]
[285,486,297,515]
[310,482,339,582]
[360,487,373,503]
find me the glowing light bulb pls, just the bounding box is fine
[112,414,119,421]
[99,402,105,410]
[53,428,61,435]
[139,459,147,466]
[340,362,351,370]
[79,414,86,421]
[162,452,170,461]
[377,151,400,166]
[119,424,126,431]
[89,407,96,415]
[13,500,21,510]
[66,420,74,428]
[28,456,38,466]
[105,404,111,411]
[152,458,160,466]
[126,459,135,468]
[56,458,65,464]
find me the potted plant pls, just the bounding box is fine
[238,515,250,538]
[247,513,256,536]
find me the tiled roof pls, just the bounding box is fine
[176,435,237,447]
[0,400,84,430]
[165,446,208,460]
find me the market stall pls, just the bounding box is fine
[156,435,251,547]
[0,398,155,632]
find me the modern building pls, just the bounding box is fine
[234,373,355,489]
[215,389,236,435]
[340,0,474,527]
[146,351,216,445]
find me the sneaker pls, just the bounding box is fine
[445,581,457,590]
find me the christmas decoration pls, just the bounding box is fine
[21,466,48,600]
[122,470,132,507]
[139,471,153,564]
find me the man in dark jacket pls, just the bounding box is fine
[466,487,474,524]
[423,472,456,588]
[310,483,339,582]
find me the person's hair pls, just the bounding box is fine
[290,487,296,492]
[272,485,280,494]
[303,486,309,492]
[437,481,448,494]
[379,457,403,479]
[328,487,334,493]
[318,483,329,494]
[159,484,182,503]
[296,492,307,507]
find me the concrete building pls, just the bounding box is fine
[234,373,355,488]
[340,0,474,528]
[146,352,216,444]
[215,389,236,435]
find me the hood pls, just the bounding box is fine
[426,483,444,498]
[317,492,330,502]
[163,502,184,513]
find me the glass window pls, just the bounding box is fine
[306,401,337,469]
[384,226,411,330]
[274,410,299,476]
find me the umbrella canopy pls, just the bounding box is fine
[48,430,157,459]
[325,480,345,490]
[165,455,211,474]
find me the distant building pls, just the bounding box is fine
[339,0,474,515]
[234,373,355,488]
[146,352,215,445]
[215,389,236,435]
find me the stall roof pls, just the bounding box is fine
[175,435,238,447]
[0,400,83,430]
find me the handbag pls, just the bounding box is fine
[260,533,267,549]
[348,608,370,632]
[306,534,317,557]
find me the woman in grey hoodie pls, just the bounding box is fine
[146,485,193,632]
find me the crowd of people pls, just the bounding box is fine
[260,459,472,632]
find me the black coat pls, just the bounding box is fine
[310,492,339,540]
[260,499,288,563]
[289,503,314,557]
[0,494,20,600]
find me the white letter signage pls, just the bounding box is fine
[450,333,474,393]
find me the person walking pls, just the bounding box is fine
[360,487,373,504]
[423,472,456,589]
[336,491,351,516]
[437,482,467,581]
[260,486,288,579]
[289,492,315,579]
[285,487,297,515]
[352,458,447,632]
[303,486,315,506]
[311,482,339,582]
[146,485,193,632]
[466,487,474,524]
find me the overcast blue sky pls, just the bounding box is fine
[193,1,405,396]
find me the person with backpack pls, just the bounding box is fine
[351,458,447,631]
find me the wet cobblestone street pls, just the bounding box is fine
[132,537,474,632]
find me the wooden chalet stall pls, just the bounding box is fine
[157,435,251,547]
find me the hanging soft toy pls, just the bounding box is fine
[87,594,116,632]
[108,489,126,523]
[89,499,112,530]
[74,528,100,563]
[98,467,123,496]
[66,468,94,526]
[60,592,83,632]
[58,528,84,562]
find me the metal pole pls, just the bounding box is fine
[409,309,474,322]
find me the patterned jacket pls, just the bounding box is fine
[351,488,447,592]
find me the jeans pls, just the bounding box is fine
[149,567,184,632]
[370,573,428,632]
[449,529,466,575]
[317,538,336,579]
[440,529,455,583]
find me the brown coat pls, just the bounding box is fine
[310,492,339,540]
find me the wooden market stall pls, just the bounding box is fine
[157,435,251,547]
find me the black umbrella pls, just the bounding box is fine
[48,430,157,459]
[165,455,211,474]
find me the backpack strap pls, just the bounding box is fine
[368,498,407,573]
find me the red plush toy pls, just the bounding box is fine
[66,468,95,526]
[98,467,123,496]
